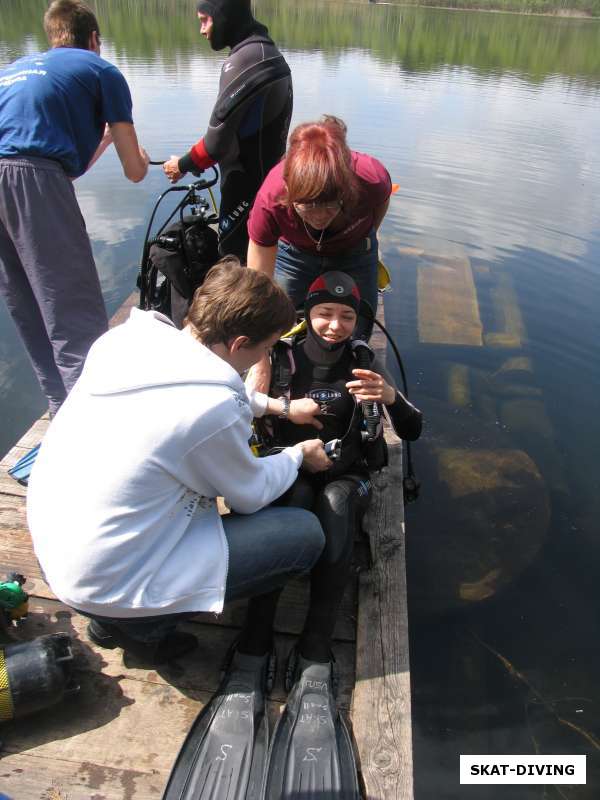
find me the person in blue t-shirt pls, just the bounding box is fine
[0,0,150,418]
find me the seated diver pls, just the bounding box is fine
[241,270,423,797]
[157,271,422,799]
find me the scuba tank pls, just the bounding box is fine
[0,634,78,721]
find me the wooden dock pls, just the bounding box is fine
[0,294,413,799]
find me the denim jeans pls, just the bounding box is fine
[274,229,379,315]
[81,505,325,643]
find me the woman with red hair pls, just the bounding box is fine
[247,116,391,315]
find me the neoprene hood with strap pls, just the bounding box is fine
[196,0,269,50]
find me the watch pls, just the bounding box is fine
[278,395,290,419]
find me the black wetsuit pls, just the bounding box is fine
[179,0,292,260]
[238,335,422,662]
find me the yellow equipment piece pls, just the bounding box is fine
[281,318,307,339]
[377,260,392,292]
[0,648,14,721]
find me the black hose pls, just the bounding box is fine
[353,341,380,441]
[360,308,420,498]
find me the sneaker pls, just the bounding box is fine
[87,620,198,665]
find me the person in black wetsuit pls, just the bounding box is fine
[163,0,293,261]
[239,271,422,665]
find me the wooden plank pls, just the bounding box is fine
[0,492,27,532]
[6,416,49,451]
[352,434,414,799]
[0,751,168,800]
[0,417,48,498]
[0,443,29,469]
[484,271,526,349]
[417,254,483,346]
[0,469,27,498]
[109,290,139,327]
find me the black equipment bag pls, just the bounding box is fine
[139,216,219,329]
[138,169,221,329]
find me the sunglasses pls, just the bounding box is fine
[293,200,342,213]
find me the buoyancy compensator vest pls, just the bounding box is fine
[258,327,388,475]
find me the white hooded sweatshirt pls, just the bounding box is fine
[27,309,302,617]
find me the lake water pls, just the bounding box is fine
[2,0,600,796]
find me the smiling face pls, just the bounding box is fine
[198,12,213,40]
[309,302,358,344]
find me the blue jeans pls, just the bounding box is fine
[274,230,379,314]
[82,506,325,643]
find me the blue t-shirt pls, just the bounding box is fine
[0,47,133,178]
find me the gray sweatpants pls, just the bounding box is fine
[0,156,108,415]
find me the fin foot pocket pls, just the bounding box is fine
[265,657,360,799]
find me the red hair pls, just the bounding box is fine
[281,116,361,210]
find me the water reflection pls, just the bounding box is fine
[1,2,600,796]
[3,0,600,79]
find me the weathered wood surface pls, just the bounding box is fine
[1,597,356,799]
[352,433,414,799]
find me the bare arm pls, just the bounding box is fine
[245,241,278,389]
[247,240,278,277]
[110,122,149,183]
[246,351,272,395]
[372,197,390,232]
[85,125,113,172]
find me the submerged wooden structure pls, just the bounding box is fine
[0,294,412,799]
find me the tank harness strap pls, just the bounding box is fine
[271,337,296,399]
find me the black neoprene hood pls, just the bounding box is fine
[304,272,361,316]
[196,0,267,50]
[304,272,361,353]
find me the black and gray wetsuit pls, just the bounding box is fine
[244,334,422,662]
[179,1,292,260]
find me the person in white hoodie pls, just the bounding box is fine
[27,260,329,664]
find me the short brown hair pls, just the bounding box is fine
[185,258,296,346]
[44,0,100,49]
[281,115,361,210]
